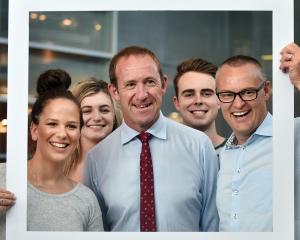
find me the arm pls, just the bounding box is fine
[83,152,110,231]
[199,138,219,231]
[280,42,300,91]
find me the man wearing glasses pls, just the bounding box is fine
[215,55,272,231]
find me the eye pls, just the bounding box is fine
[100,108,111,114]
[182,92,194,98]
[241,89,256,96]
[81,108,92,114]
[125,82,136,90]
[67,124,78,130]
[146,79,156,86]
[219,92,234,99]
[201,90,214,97]
[46,122,57,127]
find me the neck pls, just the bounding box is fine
[29,152,64,181]
[80,136,97,156]
[201,122,225,147]
[28,151,72,193]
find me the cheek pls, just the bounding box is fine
[82,115,90,125]
[177,98,191,109]
[71,130,80,142]
[105,114,115,127]
[220,106,232,121]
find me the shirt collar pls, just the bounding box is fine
[226,112,272,148]
[121,112,167,145]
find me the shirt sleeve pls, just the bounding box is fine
[86,188,104,231]
[199,138,219,231]
[83,151,110,231]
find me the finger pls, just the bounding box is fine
[281,42,298,54]
[0,188,14,195]
[279,61,291,72]
[0,192,16,201]
[0,205,13,215]
[279,53,293,63]
[0,198,16,207]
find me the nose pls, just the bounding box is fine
[91,109,102,121]
[56,125,67,139]
[232,94,246,108]
[194,93,203,105]
[135,84,148,101]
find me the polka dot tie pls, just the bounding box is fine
[138,132,156,232]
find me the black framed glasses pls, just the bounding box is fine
[216,81,266,103]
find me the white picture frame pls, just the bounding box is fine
[6,0,294,239]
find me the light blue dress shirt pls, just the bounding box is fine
[84,113,219,231]
[216,113,272,232]
[295,117,300,239]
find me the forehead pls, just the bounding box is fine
[42,98,79,119]
[178,71,216,91]
[216,63,262,91]
[115,54,160,81]
[81,91,112,107]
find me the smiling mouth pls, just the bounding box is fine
[190,109,208,114]
[87,124,106,129]
[50,142,69,148]
[134,103,152,109]
[232,111,250,118]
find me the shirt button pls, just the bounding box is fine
[233,189,239,195]
[233,213,237,219]
[237,168,241,173]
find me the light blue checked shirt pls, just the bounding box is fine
[217,113,272,232]
[84,112,219,231]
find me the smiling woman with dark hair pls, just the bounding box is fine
[0,69,104,234]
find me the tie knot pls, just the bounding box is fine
[138,132,151,143]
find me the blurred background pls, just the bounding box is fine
[0,1,299,162]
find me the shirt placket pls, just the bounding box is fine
[230,145,246,231]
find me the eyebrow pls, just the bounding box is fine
[180,89,195,95]
[201,88,215,92]
[67,121,80,125]
[81,104,111,109]
[45,118,79,124]
[180,88,215,95]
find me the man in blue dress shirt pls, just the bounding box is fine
[215,55,272,231]
[280,42,300,240]
[84,46,219,231]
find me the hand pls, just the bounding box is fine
[280,42,300,91]
[0,188,16,215]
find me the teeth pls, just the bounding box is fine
[233,111,248,116]
[191,110,206,113]
[88,125,104,129]
[136,104,150,108]
[51,142,68,148]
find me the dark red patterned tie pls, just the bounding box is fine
[138,132,156,232]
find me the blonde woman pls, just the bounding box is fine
[64,79,122,182]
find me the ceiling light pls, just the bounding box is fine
[39,14,47,21]
[95,23,102,31]
[62,18,73,26]
[30,13,38,20]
